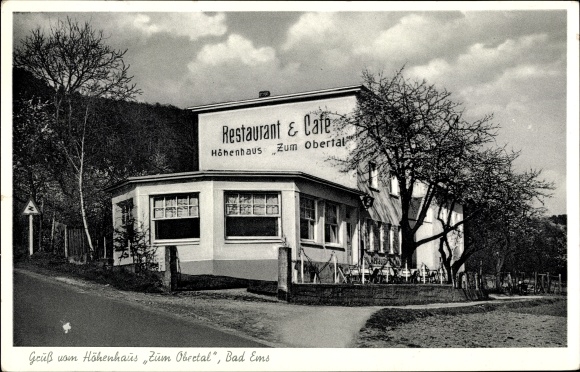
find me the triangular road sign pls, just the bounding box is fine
[22,198,41,215]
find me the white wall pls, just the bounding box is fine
[198,95,358,188]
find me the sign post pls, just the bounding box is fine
[22,198,41,256]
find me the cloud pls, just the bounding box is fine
[117,13,227,41]
[353,13,464,66]
[186,33,299,104]
[406,31,566,116]
[282,12,336,51]
[196,34,276,66]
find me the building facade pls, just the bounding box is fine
[108,86,463,281]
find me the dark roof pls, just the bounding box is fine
[105,169,364,196]
[187,85,367,114]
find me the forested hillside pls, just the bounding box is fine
[13,67,198,256]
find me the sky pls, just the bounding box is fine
[7,2,577,216]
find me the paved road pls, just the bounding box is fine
[13,271,268,347]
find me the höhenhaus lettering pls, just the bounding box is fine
[211,147,262,157]
[83,351,138,363]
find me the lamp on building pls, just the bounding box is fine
[361,194,375,209]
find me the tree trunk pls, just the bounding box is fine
[451,261,463,287]
[400,225,416,269]
[495,255,505,291]
[437,238,453,284]
[78,159,94,260]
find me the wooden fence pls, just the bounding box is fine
[481,271,566,295]
[66,228,89,259]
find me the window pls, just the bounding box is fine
[225,192,280,237]
[365,219,373,251]
[389,225,395,254]
[324,202,339,244]
[390,176,400,196]
[300,196,316,240]
[398,227,402,254]
[119,199,133,227]
[369,162,378,189]
[116,199,134,248]
[346,222,352,257]
[152,193,199,240]
[365,219,381,252]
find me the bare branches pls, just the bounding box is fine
[329,67,553,270]
[14,17,141,100]
[14,17,142,257]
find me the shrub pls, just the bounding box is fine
[17,252,164,293]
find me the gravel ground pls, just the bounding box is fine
[355,300,567,348]
[13,268,567,348]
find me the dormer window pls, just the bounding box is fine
[369,162,378,189]
[390,176,400,196]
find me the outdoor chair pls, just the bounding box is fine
[379,266,396,283]
[345,265,361,283]
[517,281,528,295]
[399,268,413,282]
[417,266,430,283]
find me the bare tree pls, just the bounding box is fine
[437,159,552,284]
[14,17,140,259]
[463,166,552,289]
[328,68,500,268]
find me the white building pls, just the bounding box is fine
[107,86,463,281]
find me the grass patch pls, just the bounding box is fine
[177,290,279,303]
[15,252,164,293]
[364,298,565,332]
[177,274,248,291]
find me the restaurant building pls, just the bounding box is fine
[107,86,463,282]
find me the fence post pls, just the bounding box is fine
[278,246,292,301]
[475,273,479,290]
[558,274,562,294]
[547,272,551,294]
[300,249,304,284]
[534,272,537,294]
[333,252,337,284]
[162,246,178,292]
[38,200,44,252]
[50,215,56,253]
[64,226,68,258]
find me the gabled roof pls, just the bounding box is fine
[105,169,365,196]
[187,85,367,114]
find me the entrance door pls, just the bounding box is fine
[345,207,357,264]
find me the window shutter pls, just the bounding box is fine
[373,221,380,252]
[393,226,400,254]
[383,223,390,253]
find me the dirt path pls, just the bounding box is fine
[277,306,383,347]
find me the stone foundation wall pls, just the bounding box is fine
[247,280,278,296]
[288,283,487,306]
